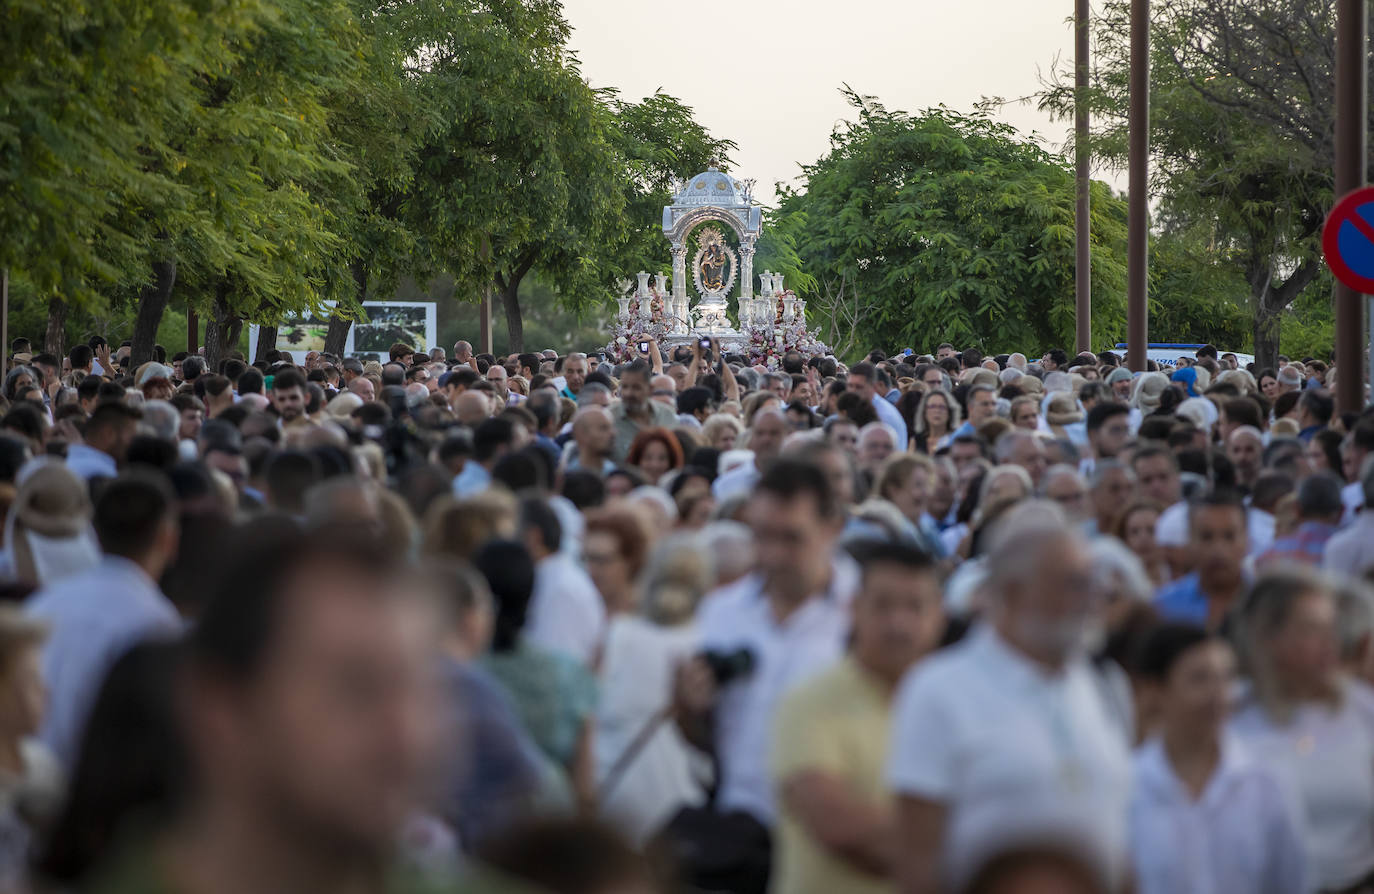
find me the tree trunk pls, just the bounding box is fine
[1253,304,1283,371]
[131,258,177,367]
[254,326,277,363]
[323,260,365,357]
[44,296,67,359]
[203,284,239,371]
[500,277,523,354]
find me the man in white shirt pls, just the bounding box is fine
[1326,456,1374,581]
[675,457,859,886]
[888,501,1132,894]
[845,363,906,447]
[66,401,140,482]
[26,473,181,768]
[712,410,788,501]
[519,497,604,666]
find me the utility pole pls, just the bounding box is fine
[1074,0,1092,355]
[1126,0,1150,371]
[1335,0,1368,411]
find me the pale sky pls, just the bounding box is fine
[563,0,1108,206]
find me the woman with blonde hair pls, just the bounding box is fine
[1230,566,1374,893]
[873,453,944,556]
[700,413,743,453]
[422,489,518,560]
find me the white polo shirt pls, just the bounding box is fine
[1130,734,1307,894]
[695,556,859,824]
[886,624,1132,887]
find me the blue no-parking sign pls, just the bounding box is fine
[1322,186,1374,293]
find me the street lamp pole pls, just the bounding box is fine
[1335,0,1368,412]
[1074,0,1092,356]
[1126,0,1150,372]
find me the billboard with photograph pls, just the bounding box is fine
[248,302,437,362]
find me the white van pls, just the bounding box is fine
[1108,343,1256,370]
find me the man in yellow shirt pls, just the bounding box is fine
[770,542,945,894]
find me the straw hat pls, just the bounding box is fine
[1045,392,1084,426]
[1132,372,1171,411]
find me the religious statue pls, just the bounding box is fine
[699,240,727,292]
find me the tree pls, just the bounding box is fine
[1040,0,1356,366]
[772,89,1129,356]
[405,0,624,353]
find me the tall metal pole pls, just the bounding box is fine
[1335,0,1368,412]
[1074,0,1092,355]
[1,270,8,367]
[1126,0,1150,372]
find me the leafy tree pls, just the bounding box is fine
[405,0,623,353]
[772,89,1129,356]
[1039,0,1356,367]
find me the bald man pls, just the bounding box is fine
[713,409,789,500]
[650,374,678,410]
[1226,425,1265,490]
[347,377,375,402]
[566,407,615,476]
[454,391,491,429]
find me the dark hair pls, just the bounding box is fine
[271,369,306,393]
[1297,471,1345,519]
[94,472,175,560]
[33,642,187,886]
[478,819,654,894]
[561,470,606,510]
[473,539,536,653]
[188,524,395,682]
[0,435,29,483]
[264,451,321,514]
[756,457,840,520]
[852,540,936,577]
[1187,487,1247,533]
[181,356,206,380]
[69,344,94,370]
[1131,443,1178,472]
[1085,402,1130,432]
[677,386,713,417]
[518,497,562,555]
[1133,623,1213,681]
[491,448,550,494]
[1310,429,1344,475]
[125,436,179,471]
[848,362,878,384]
[237,368,264,395]
[474,417,517,464]
[961,348,984,369]
[619,360,651,383]
[1297,388,1334,426]
[0,404,44,443]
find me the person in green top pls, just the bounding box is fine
[771,542,946,894]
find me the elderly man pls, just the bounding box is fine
[561,352,589,399]
[453,391,491,428]
[889,502,1131,894]
[486,364,520,406]
[713,409,788,501]
[650,374,678,409]
[995,430,1049,489]
[1041,464,1090,523]
[1276,365,1303,396]
[1088,460,1136,536]
[1226,425,1265,491]
[453,340,475,368]
[609,360,676,461]
[857,422,897,475]
[347,376,375,403]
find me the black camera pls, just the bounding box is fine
[699,648,755,686]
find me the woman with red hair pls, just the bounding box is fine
[624,427,684,485]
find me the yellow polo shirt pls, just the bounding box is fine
[770,656,894,894]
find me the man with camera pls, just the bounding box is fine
[670,458,859,894]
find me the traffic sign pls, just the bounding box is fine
[1322,186,1374,293]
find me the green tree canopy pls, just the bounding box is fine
[773,89,1129,359]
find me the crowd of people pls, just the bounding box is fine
[0,332,1369,894]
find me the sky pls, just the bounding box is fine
[562,0,1110,206]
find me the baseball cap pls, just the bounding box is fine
[199,419,243,455]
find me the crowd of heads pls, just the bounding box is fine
[0,332,1369,894]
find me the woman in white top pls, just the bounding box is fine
[1230,566,1374,893]
[592,525,712,844]
[1130,623,1306,894]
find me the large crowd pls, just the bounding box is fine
[0,332,1368,894]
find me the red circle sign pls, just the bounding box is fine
[1322,186,1374,293]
